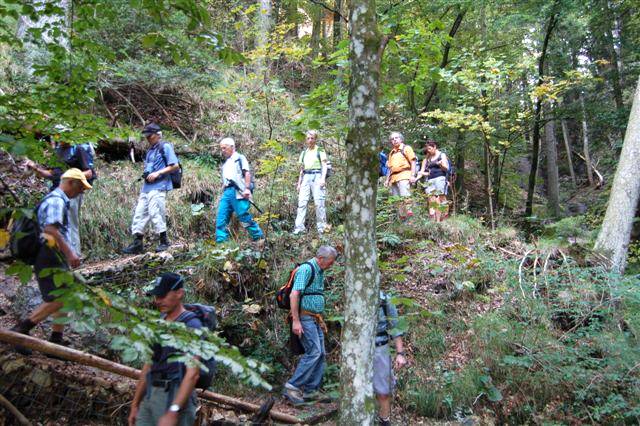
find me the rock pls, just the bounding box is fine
[28,368,53,388]
[567,202,587,216]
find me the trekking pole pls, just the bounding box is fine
[228,180,264,213]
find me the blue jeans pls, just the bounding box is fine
[287,315,326,392]
[215,187,264,243]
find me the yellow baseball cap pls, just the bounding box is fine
[61,168,92,190]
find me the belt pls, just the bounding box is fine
[390,167,411,175]
[376,339,389,347]
[300,310,328,334]
[303,170,322,174]
[150,379,176,390]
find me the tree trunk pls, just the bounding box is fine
[284,0,299,38]
[525,4,558,217]
[333,0,342,48]
[544,107,561,218]
[256,0,273,73]
[561,119,577,187]
[580,92,595,186]
[340,0,381,423]
[310,7,322,58]
[480,6,495,228]
[594,78,640,273]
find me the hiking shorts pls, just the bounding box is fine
[390,180,411,197]
[425,176,447,196]
[373,344,395,396]
[34,244,68,303]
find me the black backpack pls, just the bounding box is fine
[158,141,183,189]
[178,304,218,390]
[9,193,67,264]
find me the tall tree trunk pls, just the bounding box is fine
[580,93,595,186]
[480,6,495,228]
[256,0,273,73]
[310,7,322,58]
[340,0,381,423]
[333,0,342,48]
[594,78,640,273]
[284,0,299,38]
[561,119,577,187]
[454,134,465,194]
[525,4,558,217]
[544,107,561,218]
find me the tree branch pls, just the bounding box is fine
[308,0,348,23]
[0,393,31,426]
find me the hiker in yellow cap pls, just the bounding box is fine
[11,168,92,354]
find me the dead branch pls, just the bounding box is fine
[518,249,534,299]
[572,151,605,188]
[0,393,32,426]
[308,0,348,23]
[109,87,146,126]
[136,85,191,142]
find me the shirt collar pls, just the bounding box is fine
[52,187,70,203]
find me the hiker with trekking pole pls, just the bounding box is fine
[214,137,265,248]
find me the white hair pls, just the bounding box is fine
[389,131,404,142]
[306,130,319,139]
[220,137,235,148]
[317,245,338,260]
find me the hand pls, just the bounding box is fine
[242,189,251,199]
[394,354,407,369]
[67,252,81,269]
[146,172,160,183]
[440,160,447,168]
[409,177,417,184]
[318,179,326,189]
[127,405,138,426]
[157,411,179,426]
[384,179,390,188]
[292,319,303,337]
[25,159,36,169]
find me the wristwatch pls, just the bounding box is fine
[168,404,181,413]
[397,351,406,356]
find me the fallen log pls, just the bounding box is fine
[0,329,300,424]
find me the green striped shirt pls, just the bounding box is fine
[292,258,325,313]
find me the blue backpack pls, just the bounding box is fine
[379,152,389,177]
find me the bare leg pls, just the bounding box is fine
[28,301,64,324]
[377,393,391,419]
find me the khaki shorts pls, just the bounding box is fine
[425,176,447,196]
[390,179,411,197]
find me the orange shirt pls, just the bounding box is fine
[387,144,416,184]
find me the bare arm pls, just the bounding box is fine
[146,163,179,183]
[393,336,407,369]
[43,224,79,268]
[290,290,303,336]
[128,364,151,426]
[26,161,54,179]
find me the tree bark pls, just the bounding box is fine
[561,119,577,187]
[333,0,342,47]
[480,6,495,228]
[594,78,640,273]
[256,0,273,73]
[580,92,595,186]
[340,0,381,423]
[524,4,558,217]
[310,6,322,58]
[544,107,561,218]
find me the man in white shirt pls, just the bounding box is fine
[215,138,264,244]
[293,130,329,235]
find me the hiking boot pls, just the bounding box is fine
[377,416,391,426]
[123,236,144,254]
[253,238,266,251]
[282,383,304,406]
[303,390,333,403]
[155,232,169,252]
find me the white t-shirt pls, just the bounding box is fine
[222,152,250,198]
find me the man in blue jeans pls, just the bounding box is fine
[283,246,338,405]
[215,137,264,246]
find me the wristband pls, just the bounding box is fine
[397,352,406,356]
